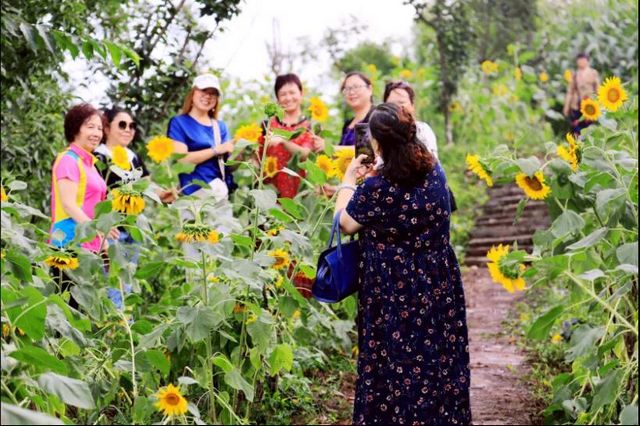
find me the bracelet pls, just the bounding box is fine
[336,184,357,195]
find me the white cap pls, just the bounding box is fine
[193,73,221,94]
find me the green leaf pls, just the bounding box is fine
[14,287,47,340]
[0,404,64,425]
[515,157,541,176]
[122,46,140,67]
[561,398,588,420]
[38,372,95,409]
[135,261,165,279]
[268,343,294,376]
[591,369,624,413]
[616,242,638,267]
[94,200,113,217]
[566,325,605,361]
[595,188,625,220]
[550,210,585,238]
[176,306,223,342]
[212,355,234,373]
[278,198,304,219]
[513,198,528,225]
[144,350,170,376]
[619,404,638,425]
[268,208,293,223]
[81,39,94,59]
[299,161,327,185]
[566,228,608,251]
[103,40,121,67]
[249,189,277,210]
[6,248,32,283]
[223,369,254,402]
[526,305,564,340]
[577,269,605,281]
[10,345,68,374]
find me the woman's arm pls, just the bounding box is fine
[58,179,92,224]
[173,141,233,165]
[335,154,370,235]
[563,81,575,117]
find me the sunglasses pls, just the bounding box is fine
[117,120,137,131]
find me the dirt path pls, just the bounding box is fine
[464,266,540,425]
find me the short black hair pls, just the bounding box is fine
[274,73,303,97]
[576,52,589,60]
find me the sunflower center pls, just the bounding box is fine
[607,88,620,102]
[524,176,543,191]
[165,393,180,406]
[274,256,285,267]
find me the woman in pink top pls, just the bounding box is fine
[50,103,119,252]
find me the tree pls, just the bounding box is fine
[99,0,243,135]
[407,0,474,145]
[1,1,136,211]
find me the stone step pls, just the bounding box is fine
[466,243,533,257]
[481,202,548,216]
[475,215,550,226]
[469,225,546,239]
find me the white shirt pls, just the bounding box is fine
[416,121,438,159]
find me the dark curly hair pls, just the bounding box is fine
[64,103,101,143]
[369,103,435,186]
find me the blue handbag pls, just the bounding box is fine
[313,209,361,303]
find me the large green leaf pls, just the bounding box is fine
[268,343,294,376]
[0,404,64,425]
[177,306,223,342]
[5,248,32,283]
[249,189,277,210]
[595,188,626,220]
[616,242,638,267]
[13,287,47,340]
[10,345,68,374]
[550,210,585,238]
[566,325,605,361]
[144,350,171,376]
[515,156,541,176]
[566,228,608,251]
[38,372,95,409]
[619,404,638,425]
[223,369,254,402]
[527,305,564,340]
[591,369,624,413]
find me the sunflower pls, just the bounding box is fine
[274,275,284,288]
[492,84,509,97]
[465,154,493,187]
[146,136,174,163]
[292,310,301,319]
[513,67,522,81]
[246,312,257,325]
[1,186,7,202]
[315,154,335,177]
[333,148,355,181]
[515,171,551,200]
[449,101,464,113]
[551,334,563,344]
[366,64,378,75]
[399,69,413,79]
[266,226,284,237]
[175,223,220,244]
[564,69,573,84]
[264,156,280,178]
[486,244,526,293]
[233,303,245,313]
[557,133,580,171]
[539,71,549,83]
[111,145,131,170]
[112,188,145,215]
[44,255,79,271]
[234,123,262,143]
[308,97,329,122]
[580,98,601,121]
[268,248,290,270]
[481,60,498,75]
[597,76,628,112]
[155,384,188,418]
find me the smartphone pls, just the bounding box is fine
[354,123,374,164]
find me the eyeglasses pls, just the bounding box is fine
[342,84,367,95]
[117,120,137,131]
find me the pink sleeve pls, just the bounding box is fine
[54,156,80,182]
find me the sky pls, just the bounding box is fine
[63,0,418,103]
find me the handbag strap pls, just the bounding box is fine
[210,118,226,180]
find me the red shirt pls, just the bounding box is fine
[259,116,314,199]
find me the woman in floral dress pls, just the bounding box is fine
[334,103,471,425]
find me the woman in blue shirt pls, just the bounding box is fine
[167,73,235,199]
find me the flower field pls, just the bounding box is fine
[1,0,638,424]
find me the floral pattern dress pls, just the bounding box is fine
[346,163,471,425]
[259,116,314,198]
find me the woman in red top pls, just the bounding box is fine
[259,73,325,198]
